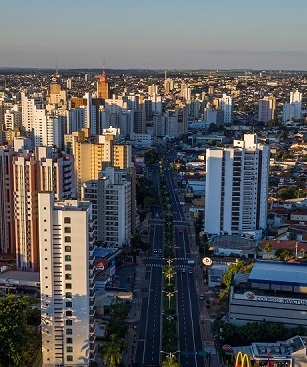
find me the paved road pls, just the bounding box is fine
[164,160,205,367]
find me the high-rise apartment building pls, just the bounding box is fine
[97,69,109,100]
[82,167,132,246]
[282,90,303,121]
[21,92,42,137]
[39,193,95,367]
[220,94,233,124]
[258,95,276,123]
[0,146,15,254]
[73,134,132,198]
[12,143,76,271]
[205,134,269,235]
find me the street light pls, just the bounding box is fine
[162,290,177,309]
[161,350,180,358]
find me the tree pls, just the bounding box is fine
[274,248,294,261]
[101,337,122,367]
[162,356,181,367]
[0,295,33,367]
[264,242,273,260]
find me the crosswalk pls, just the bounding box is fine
[144,256,192,261]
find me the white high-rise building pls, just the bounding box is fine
[205,134,269,235]
[290,90,302,104]
[21,92,42,137]
[39,194,95,367]
[220,94,232,124]
[82,167,131,247]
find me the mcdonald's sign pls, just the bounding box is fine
[235,351,251,367]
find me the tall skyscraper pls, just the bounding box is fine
[258,95,276,123]
[39,193,95,367]
[205,134,269,235]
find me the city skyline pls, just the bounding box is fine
[1,0,307,70]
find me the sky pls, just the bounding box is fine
[1,0,307,70]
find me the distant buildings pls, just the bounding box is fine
[205,134,269,235]
[258,95,276,123]
[220,94,232,124]
[282,90,302,122]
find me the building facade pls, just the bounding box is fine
[229,261,307,328]
[39,194,95,367]
[205,134,269,235]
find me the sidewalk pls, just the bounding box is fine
[122,256,146,366]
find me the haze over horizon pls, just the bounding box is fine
[1,0,307,70]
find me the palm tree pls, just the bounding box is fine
[101,337,122,367]
[164,266,175,285]
[162,356,181,367]
[264,242,273,260]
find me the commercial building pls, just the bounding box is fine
[229,261,307,328]
[39,194,95,367]
[205,134,269,235]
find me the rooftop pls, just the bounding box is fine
[248,260,307,286]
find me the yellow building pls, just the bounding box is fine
[73,134,132,198]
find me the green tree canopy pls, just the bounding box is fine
[274,248,294,261]
[0,295,34,367]
[162,356,181,367]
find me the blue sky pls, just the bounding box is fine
[1,0,307,70]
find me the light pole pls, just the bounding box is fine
[161,350,180,358]
[163,290,177,309]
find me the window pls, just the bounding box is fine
[66,283,72,289]
[67,355,73,361]
[65,292,72,299]
[64,217,71,224]
[65,236,71,243]
[66,329,72,335]
[67,347,73,353]
[65,274,72,280]
[66,338,73,344]
[65,264,71,271]
[66,320,72,326]
[64,227,71,233]
[65,255,71,261]
[65,246,71,252]
[66,301,72,307]
[66,311,72,316]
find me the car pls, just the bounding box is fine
[199,295,205,300]
[153,249,158,254]
[188,269,193,274]
[181,268,187,273]
[158,249,163,254]
[176,269,181,273]
[178,228,182,234]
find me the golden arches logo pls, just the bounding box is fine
[235,351,251,367]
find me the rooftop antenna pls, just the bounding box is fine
[56,57,59,77]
